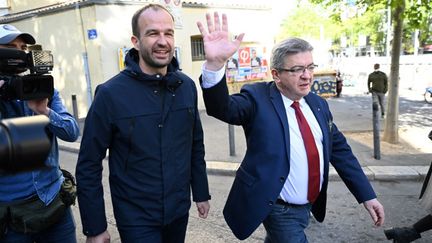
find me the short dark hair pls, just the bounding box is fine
[374,63,380,69]
[131,4,174,38]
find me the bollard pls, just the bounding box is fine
[72,94,79,122]
[228,124,236,156]
[372,102,381,160]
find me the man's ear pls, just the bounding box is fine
[271,69,280,83]
[131,35,139,50]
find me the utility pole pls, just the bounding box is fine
[372,103,381,160]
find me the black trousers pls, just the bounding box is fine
[118,213,189,243]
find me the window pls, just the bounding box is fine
[191,35,205,61]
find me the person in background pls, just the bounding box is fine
[368,63,388,118]
[0,24,79,242]
[336,71,343,98]
[197,13,385,242]
[76,4,210,243]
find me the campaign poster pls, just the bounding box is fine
[226,46,268,83]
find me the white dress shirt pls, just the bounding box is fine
[279,96,324,205]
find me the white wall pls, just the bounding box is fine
[336,54,432,93]
[0,0,9,16]
[9,9,94,118]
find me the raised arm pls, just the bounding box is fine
[196,12,244,71]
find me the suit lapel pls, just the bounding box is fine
[269,82,291,160]
[304,94,328,135]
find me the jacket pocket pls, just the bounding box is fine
[236,166,256,187]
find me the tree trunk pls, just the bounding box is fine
[383,1,405,144]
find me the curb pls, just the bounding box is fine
[59,144,80,154]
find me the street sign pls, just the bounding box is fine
[87,29,97,40]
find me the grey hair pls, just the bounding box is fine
[270,37,314,70]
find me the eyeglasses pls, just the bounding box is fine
[279,64,318,75]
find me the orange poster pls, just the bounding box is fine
[238,47,251,67]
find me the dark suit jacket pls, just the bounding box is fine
[201,78,377,240]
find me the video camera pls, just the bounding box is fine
[0,46,54,101]
[0,115,51,173]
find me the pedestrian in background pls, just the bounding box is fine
[76,4,210,243]
[368,63,388,118]
[384,131,432,242]
[336,71,343,97]
[0,24,79,242]
[197,12,385,242]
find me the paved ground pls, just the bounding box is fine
[60,150,432,243]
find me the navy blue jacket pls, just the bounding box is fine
[76,49,210,236]
[202,79,376,240]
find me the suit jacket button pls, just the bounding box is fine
[280,177,285,182]
[269,201,274,206]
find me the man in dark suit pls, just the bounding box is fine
[197,13,385,242]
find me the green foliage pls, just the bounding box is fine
[276,2,342,42]
[310,0,432,52]
[285,1,387,53]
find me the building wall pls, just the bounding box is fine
[8,7,99,118]
[0,0,9,15]
[2,1,275,117]
[96,4,141,81]
[10,0,59,13]
[176,6,274,102]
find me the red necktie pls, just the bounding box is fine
[291,101,320,203]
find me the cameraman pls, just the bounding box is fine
[0,24,79,242]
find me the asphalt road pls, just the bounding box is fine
[60,150,432,243]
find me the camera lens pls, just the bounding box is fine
[0,115,51,172]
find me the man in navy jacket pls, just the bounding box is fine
[197,13,385,242]
[76,4,210,242]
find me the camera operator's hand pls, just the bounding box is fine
[28,98,51,116]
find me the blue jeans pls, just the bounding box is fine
[1,207,76,243]
[118,213,189,243]
[263,203,312,243]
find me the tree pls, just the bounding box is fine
[276,2,342,43]
[383,1,404,143]
[311,0,432,144]
[277,2,386,55]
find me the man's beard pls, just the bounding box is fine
[139,42,173,68]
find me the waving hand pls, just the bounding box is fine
[196,12,244,71]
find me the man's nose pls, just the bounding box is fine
[156,34,169,45]
[300,68,312,79]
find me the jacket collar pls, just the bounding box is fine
[122,48,180,81]
[121,48,183,91]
